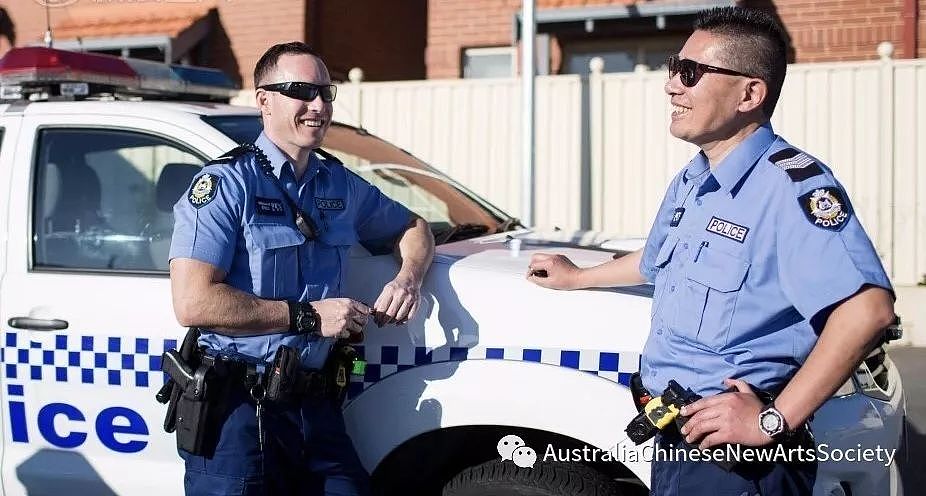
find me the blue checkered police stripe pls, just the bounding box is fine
[0,332,641,397]
[346,345,641,399]
[1,332,175,388]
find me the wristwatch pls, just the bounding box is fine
[758,403,789,440]
[287,301,320,335]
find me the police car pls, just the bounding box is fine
[0,47,905,496]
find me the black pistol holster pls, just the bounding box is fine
[156,327,224,456]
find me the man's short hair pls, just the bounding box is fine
[254,42,321,88]
[695,7,788,117]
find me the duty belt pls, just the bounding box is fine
[200,353,331,401]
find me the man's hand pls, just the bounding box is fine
[372,274,422,326]
[312,298,370,339]
[678,379,773,449]
[526,253,583,290]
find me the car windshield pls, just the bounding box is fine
[203,115,517,243]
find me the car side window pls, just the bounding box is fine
[32,128,206,272]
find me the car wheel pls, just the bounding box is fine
[442,460,619,496]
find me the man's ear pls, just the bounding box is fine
[738,79,768,114]
[255,88,270,115]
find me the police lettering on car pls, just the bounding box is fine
[165,42,434,496]
[527,7,894,496]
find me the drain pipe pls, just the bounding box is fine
[903,0,918,58]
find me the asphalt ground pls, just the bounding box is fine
[889,346,926,493]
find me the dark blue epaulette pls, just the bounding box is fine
[768,147,824,182]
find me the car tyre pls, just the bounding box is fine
[442,459,619,496]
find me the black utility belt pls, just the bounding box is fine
[201,352,333,403]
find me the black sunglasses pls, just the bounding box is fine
[666,55,755,87]
[259,81,337,102]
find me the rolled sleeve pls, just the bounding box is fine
[640,175,683,283]
[775,180,893,324]
[168,166,243,272]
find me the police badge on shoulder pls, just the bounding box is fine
[188,173,220,209]
[799,187,851,231]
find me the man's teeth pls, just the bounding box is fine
[672,105,690,115]
[300,119,323,127]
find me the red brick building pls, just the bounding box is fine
[0,0,427,86]
[428,0,926,78]
[0,1,921,84]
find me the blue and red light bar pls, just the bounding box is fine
[0,47,238,100]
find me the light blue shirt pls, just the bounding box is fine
[639,124,892,396]
[169,132,412,369]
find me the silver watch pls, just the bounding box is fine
[758,404,787,439]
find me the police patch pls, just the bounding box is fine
[799,187,851,231]
[315,198,345,210]
[255,197,285,216]
[188,173,219,209]
[705,216,749,243]
[769,148,824,182]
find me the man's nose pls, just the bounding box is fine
[665,74,684,96]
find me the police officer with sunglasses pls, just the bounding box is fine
[168,41,434,495]
[528,7,894,495]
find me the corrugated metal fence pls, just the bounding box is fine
[234,56,926,285]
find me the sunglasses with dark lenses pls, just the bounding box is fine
[259,81,337,102]
[666,55,755,87]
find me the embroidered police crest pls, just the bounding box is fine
[188,173,220,208]
[799,187,850,231]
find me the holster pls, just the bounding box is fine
[156,327,226,456]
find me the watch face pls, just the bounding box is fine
[761,410,783,434]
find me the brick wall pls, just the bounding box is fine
[204,0,306,88]
[919,0,926,57]
[427,0,917,79]
[314,0,427,82]
[755,0,907,62]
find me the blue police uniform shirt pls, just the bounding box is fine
[169,132,413,370]
[638,123,893,397]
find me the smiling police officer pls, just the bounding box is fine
[527,7,895,495]
[168,42,434,495]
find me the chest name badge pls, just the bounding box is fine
[255,197,285,216]
[670,208,685,227]
[188,173,219,209]
[799,187,851,231]
[705,216,749,243]
[315,198,345,210]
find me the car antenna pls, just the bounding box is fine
[43,1,54,48]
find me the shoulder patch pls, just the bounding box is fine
[188,173,220,209]
[798,187,851,231]
[769,148,824,182]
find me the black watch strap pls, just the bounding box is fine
[287,301,319,335]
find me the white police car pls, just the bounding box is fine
[0,47,905,496]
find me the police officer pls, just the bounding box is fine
[168,42,434,495]
[527,7,894,495]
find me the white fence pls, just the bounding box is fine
[234,55,926,285]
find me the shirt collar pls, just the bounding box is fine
[710,123,777,197]
[682,152,711,184]
[254,131,325,181]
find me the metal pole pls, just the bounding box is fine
[521,0,536,226]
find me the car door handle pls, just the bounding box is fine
[7,317,69,331]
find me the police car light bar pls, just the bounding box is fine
[0,47,238,101]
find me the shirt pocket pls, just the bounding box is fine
[650,235,679,319]
[245,222,305,299]
[674,243,750,350]
[316,221,359,297]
